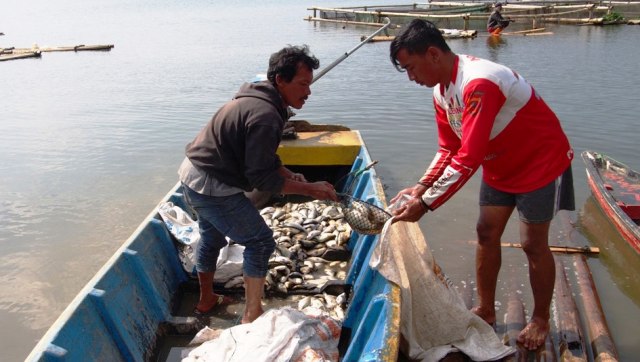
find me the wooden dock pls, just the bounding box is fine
[0,50,41,62]
[0,44,114,62]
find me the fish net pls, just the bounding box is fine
[333,160,392,234]
[339,194,391,235]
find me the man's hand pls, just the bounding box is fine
[280,166,307,182]
[390,184,429,222]
[307,181,338,202]
[289,172,307,182]
[390,195,427,222]
[390,183,428,204]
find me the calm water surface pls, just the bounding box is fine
[1,1,639,360]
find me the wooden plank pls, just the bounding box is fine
[12,44,114,53]
[0,51,41,61]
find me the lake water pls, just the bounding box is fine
[2,1,639,360]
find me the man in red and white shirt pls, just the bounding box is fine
[389,19,574,350]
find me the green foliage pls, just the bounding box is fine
[602,12,624,22]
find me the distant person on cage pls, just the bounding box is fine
[178,45,337,324]
[387,19,574,350]
[487,2,513,35]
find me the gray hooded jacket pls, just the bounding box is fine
[185,81,289,193]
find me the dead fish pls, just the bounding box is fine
[306,230,321,240]
[273,208,286,220]
[224,275,244,289]
[260,207,276,215]
[298,296,312,310]
[284,222,306,234]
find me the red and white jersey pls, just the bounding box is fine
[420,55,573,210]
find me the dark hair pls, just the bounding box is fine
[267,45,320,84]
[389,19,451,71]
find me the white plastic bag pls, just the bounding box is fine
[182,307,341,362]
[158,202,201,277]
[158,202,243,281]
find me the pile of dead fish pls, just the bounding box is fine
[223,200,352,295]
[292,292,347,321]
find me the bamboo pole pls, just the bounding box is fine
[365,29,477,42]
[572,256,619,361]
[502,287,529,361]
[366,35,397,42]
[537,334,558,362]
[536,262,559,362]
[466,240,598,253]
[304,16,387,28]
[555,211,619,361]
[502,27,546,34]
[553,259,588,361]
[500,242,599,254]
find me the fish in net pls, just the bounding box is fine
[339,194,391,235]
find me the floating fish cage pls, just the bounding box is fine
[306,1,640,30]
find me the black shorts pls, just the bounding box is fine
[479,167,575,223]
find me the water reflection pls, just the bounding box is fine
[579,197,640,308]
[485,35,507,62]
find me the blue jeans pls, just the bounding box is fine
[181,184,275,278]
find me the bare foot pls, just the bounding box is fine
[241,307,264,324]
[517,317,549,350]
[471,306,496,326]
[195,294,232,314]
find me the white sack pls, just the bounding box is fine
[370,218,514,361]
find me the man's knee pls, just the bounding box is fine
[476,221,501,246]
[243,237,276,277]
[520,237,551,256]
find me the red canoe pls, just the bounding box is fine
[582,150,640,253]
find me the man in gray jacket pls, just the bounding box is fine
[487,2,512,35]
[179,45,338,323]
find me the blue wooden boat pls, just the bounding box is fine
[26,122,401,361]
[582,150,640,253]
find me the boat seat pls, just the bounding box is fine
[617,202,640,220]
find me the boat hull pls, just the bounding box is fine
[582,150,640,253]
[26,126,400,361]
